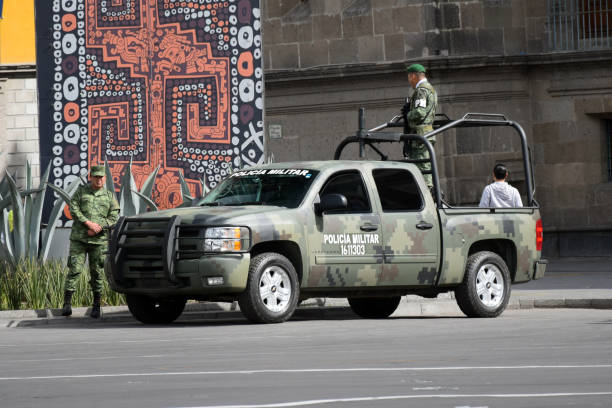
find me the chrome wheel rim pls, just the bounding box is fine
[476,263,504,308]
[259,265,292,313]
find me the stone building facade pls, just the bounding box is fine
[0,0,39,187]
[0,70,40,187]
[261,0,612,257]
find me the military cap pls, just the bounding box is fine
[90,165,105,177]
[405,63,426,73]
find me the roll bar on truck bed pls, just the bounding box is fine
[334,108,536,208]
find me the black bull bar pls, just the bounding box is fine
[109,215,181,285]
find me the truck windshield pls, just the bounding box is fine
[201,169,319,208]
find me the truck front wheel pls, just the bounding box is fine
[348,296,401,319]
[239,252,300,323]
[126,294,186,324]
[455,251,511,318]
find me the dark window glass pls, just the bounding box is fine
[372,169,423,212]
[320,171,371,213]
[202,170,319,208]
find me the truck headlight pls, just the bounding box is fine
[204,227,250,252]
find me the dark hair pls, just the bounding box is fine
[494,163,508,180]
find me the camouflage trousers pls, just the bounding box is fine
[64,240,107,294]
[406,135,436,189]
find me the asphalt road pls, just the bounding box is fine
[1,308,612,408]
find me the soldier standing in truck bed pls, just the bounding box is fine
[62,165,120,318]
[401,63,438,188]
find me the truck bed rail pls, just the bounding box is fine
[334,108,536,207]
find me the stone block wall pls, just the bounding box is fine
[262,0,547,70]
[0,74,40,188]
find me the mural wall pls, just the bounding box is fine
[35,0,264,214]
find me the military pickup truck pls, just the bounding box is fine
[106,111,547,324]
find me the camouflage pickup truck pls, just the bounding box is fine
[106,112,547,324]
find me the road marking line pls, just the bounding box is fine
[0,336,291,348]
[0,355,166,363]
[170,392,612,408]
[1,364,612,381]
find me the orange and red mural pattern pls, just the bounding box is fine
[36,0,264,216]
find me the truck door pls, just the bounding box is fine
[307,170,383,288]
[371,168,441,286]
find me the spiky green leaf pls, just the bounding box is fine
[5,172,26,258]
[28,163,51,258]
[178,170,193,205]
[139,165,159,197]
[0,209,15,264]
[131,190,158,212]
[0,195,12,213]
[41,178,82,261]
[24,161,33,256]
[119,158,137,216]
[47,183,75,205]
[104,158,116,198]
[136,165,159,213]
[0,175,9,198]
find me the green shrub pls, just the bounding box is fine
[0,258,125,310]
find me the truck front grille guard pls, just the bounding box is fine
[109,215,182,284]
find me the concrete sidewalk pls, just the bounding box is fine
[1,257,611,327]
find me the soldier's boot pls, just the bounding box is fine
[90,292,101,319]
[61,291,73,317]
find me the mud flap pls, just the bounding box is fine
[533,259,548,280]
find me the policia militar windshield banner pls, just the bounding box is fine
[35,0,264,221]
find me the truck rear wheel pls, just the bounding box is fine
[348,296,401,319]
[126,294,186,324]
[239,252,300,323]
[455,251,511,318]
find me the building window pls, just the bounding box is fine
[548,0,612,50]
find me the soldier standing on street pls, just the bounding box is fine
[62,165,120,318]
[401,63,438,188]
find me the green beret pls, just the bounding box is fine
[405,63,426,73]
[90,165,105,177]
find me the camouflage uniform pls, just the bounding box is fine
[405,80,438,188]
[65,183,120,293]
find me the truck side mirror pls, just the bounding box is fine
[315,194,348,216]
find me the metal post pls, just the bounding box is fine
[564,0,569,50]
[606,3,610,48]
[553,0,558,48]
[588,0,592,48]
[569,0,573,48]
[600,0,604,46]
[358,108,365,158]
[548,0,553,49]
[511,122,535,206]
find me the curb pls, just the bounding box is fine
[2,296,612,328]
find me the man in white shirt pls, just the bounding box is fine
[479,164,523,208]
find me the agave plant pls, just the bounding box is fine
[176,171,208,207]
[0,162,82,264]
[113,158,160,216]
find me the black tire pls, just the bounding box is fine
[238,252,300,324]
[455,251,511,318]
[348,296,401,319]
[126,294,186,324]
